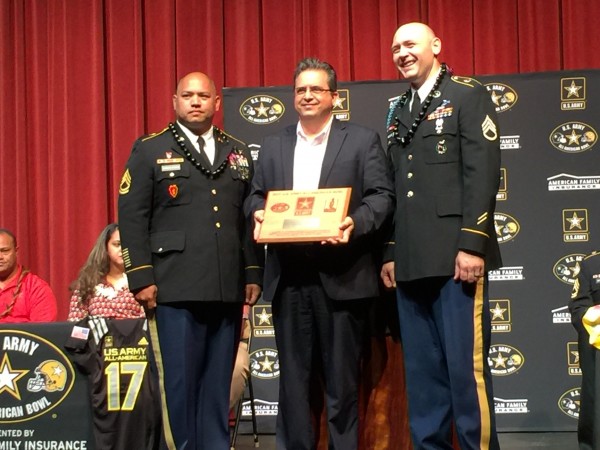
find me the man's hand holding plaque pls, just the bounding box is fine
[254,187,352,244]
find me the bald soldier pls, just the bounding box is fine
[381,23,502,449]
[118,72,262,450]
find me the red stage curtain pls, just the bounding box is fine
[2,1,598,447]
[1,0,599,328]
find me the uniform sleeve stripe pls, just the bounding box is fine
[461,228,490,238]
[125,265,153,273]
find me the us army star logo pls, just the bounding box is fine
[0,353,29,400]
[567,130,581,145]
[260,356,275,372]
[256,103,269,117]
[490,91,501,106]
[571,350,579,364]
[567,212,585,230]
[256,308,273,325]
[490,303,507,320]
[492,353,508,369]
[564,80,583,98]
[333,97,346,109]
[298,198,313,209]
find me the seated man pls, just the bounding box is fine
[0,228,57,322]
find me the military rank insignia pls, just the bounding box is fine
[482,115,498,141]
[119,169,131,195]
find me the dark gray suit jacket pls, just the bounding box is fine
[245,119,394,301]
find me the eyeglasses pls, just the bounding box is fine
[294,86,333,96]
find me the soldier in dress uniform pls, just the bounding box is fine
[380,23,502,450]
[117,71,263,450]
[570,251,600,450]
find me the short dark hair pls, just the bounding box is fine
[0,228,17,248]
[293,57,337,91]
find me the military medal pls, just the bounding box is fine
[228,148,250,180]
[435,118,444,134]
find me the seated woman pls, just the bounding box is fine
[66,223,160,450]
[68,223,144,320]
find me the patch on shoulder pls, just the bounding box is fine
[216,127,246,146]
[119,169,131,195]
[141,127,169,142]
[451,76,481,88]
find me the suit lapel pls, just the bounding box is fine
[319,120,346,187]
[281,127,296,189]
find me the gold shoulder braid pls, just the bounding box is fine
[0,268,30,319]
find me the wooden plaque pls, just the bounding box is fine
[257,187,352,243]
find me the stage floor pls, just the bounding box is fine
[232,431,578,449]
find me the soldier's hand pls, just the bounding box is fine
[381,261,396,289]
[135,284,158,309]
[454,251,485,283]
[245,284,261,305]
[253,210,265,242]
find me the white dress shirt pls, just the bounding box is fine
[177,121,216,164]
[293,116,334,190]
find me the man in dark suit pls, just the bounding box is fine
[245,58,394,450]
[118,72,262,450]
[569,250,600,450]
[381,23,502,450]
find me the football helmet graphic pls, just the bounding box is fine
[27,360,68,392]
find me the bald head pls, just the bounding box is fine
[173,72,221,135]
[391,22,441,89]
[394,22,436,43]
[175,72,216,95]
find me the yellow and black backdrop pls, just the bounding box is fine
[222,69,600,440]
